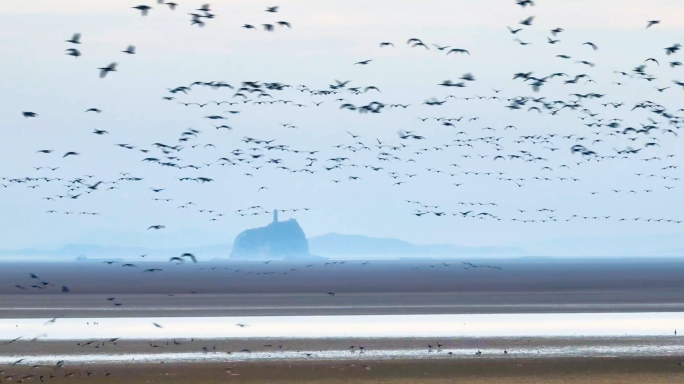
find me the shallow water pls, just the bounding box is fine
[1,344,684,365]
[1,313,683,340]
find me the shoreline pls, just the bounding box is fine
[5,303,684,319]
[1,336,683,364]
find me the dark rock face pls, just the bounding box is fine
[230,219,311,259]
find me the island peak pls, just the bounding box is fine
[230,210,323,260]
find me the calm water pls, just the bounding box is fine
[2,313,683,340]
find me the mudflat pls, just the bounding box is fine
[4,292,684,318]
[3,259,684,317]
[1,358,683,384]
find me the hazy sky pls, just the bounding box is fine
[1,0,683,250]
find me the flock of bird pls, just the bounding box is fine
[11,0,681,242]
[13,255,501,296]
[3,333,523,381]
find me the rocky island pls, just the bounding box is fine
[230,210,324,260]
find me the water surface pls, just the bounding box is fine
[1,313,682,340]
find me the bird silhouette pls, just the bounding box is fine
[65,48,81,57]
[98,62,118,78]
[66,33,81,44]
[646,20,660,28]
[133,5,152,16]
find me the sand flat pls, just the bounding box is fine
[2,358,683,384]
[4,260,684,318]
[3,292,684,318]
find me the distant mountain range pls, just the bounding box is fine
[0,233,524,260]
[6,232,683,261]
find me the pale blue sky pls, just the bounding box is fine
[1,0,683,250]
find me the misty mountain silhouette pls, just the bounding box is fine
[0,233,523,259]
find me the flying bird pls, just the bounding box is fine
[583,41,598,50]
[66,33,81,44]
[98,62,118,78]
[520,16,534,26]
[133,5,152,16]
[447,48,470,55]
[646,20,660,28]
[65,48,81,57]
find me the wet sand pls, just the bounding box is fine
[6,259,684,295]
[4,292,684,318]
[2,336,683,357]
[1,357,684,384]
[4,259,684,317]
